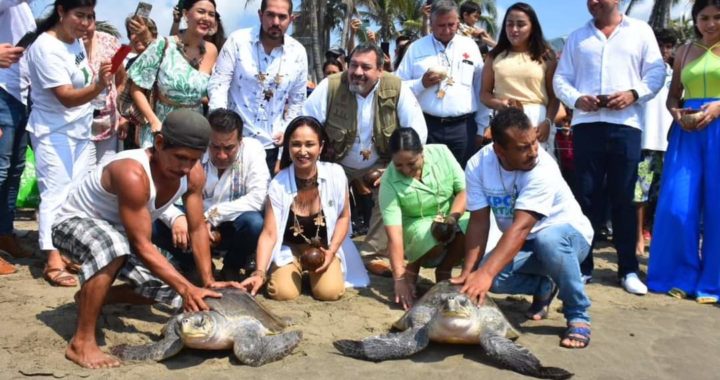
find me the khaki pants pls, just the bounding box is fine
[266,256,345,301]
[343,164,388,259]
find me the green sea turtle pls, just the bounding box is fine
[112,289,302,367]
[334,281,572,379]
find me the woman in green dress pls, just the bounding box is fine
[128,0,218,148]
[379,128,469,310]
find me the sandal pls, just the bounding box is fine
[560,325,591,349]
[696,293,718,304]
[43,266,78,287]
[667,287,687,300]
[61,256,82,274]
[526,283,558,320]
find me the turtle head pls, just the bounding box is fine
[439,294,477,318]
[179,312,216,346]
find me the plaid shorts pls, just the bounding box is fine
[52,217,182,309]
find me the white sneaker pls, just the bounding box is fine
[621,273,648,295]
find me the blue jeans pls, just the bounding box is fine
[573,122,641,277]
[481,223,592,324]
[0,88,28,235]
[153,211,264,271]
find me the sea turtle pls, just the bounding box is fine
[112,289,302,367]
[333,281,572,379]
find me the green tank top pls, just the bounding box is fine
[681,42,720,99]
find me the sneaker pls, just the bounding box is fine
[621,273,648,295]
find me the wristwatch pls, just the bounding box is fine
[630,89,639,102]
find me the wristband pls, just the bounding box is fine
[630,89,639,101]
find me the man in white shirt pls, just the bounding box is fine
[454,108,593,349]
[0,0,36,270]
[395,0,489,167]
[303,43,427,275]
[156,109,270,281]
[553,0,665,295]
[208,0,307,173]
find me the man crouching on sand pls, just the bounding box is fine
[51,109,242,369]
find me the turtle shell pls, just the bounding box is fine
[300,246,325,271]
[362,169,383,189]
[205,289,287,333]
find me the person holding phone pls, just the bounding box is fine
[128,0,218,149]
[24,0,113,287]
[0,0,36,274]
[553,0,666,294]
[83,17,128,169]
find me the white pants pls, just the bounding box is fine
[87,135,118,173]
[523,104,557,162]
[30,133,90,250]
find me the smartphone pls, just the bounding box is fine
[110,44,133,74]
[135,2,152,18]
[15,32,36,49]
[380,42,390,57]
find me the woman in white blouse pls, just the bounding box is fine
[240,116,368,301]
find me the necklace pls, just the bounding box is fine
[255,41,284,102]
[432,37,455,99]
[294,171,318,191]
[176,33,206,69]
[497,160,518,206]
[289,199,326,247]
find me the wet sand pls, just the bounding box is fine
[1,212,718,380]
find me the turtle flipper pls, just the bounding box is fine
[111,319,184,362]
[333,326,430,361]
[479,330,573,379]
[233,324,303,367]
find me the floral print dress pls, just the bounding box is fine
[128,37,209,148]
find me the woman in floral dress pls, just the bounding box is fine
[128,0,218,148]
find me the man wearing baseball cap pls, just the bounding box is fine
[50,110,242,369]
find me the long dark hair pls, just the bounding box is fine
[26,0,96,47]
[279,116,330,169]
[488,2,553,63]
[692,0,720,38]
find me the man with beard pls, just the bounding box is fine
[303,43,427,276]
[452,108,594,349]
[208,0,307,174]
[155,109,269,281]
[553,0,665,294]
[395,0,489,167]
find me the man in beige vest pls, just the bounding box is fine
[303,43,427,275]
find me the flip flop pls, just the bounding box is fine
[561,325,591,349]
[43,266,78,287]
[526,283,559,320]
[60,255,82,274]
[696,293,718,304]
[667,287,687,299]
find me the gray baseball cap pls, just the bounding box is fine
[160,109,210,151]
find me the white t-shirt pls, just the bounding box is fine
[26,32,93,139]
[465,144,593,244]
[641,63,673,152]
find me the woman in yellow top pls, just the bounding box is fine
[480,2,559,157]
[648,0,720,304]
[379,128,469,310]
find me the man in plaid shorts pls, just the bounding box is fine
[51,110,241,369]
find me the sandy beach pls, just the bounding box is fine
[1,211,718,380]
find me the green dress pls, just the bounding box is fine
[128,37,209,148]
[379,144,470,263]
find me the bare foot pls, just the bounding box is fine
[560,323,591,349]
[65,339,122,369]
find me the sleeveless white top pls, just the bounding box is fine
[56,149,188,228]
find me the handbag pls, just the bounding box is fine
[117,37,169,126]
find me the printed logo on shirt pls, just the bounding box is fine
[485,189,517,220]
[75,51,86,66]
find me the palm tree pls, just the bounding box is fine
[648,0,681,29]
[466,0,498,38]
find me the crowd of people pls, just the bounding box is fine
[0,0,717,370]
